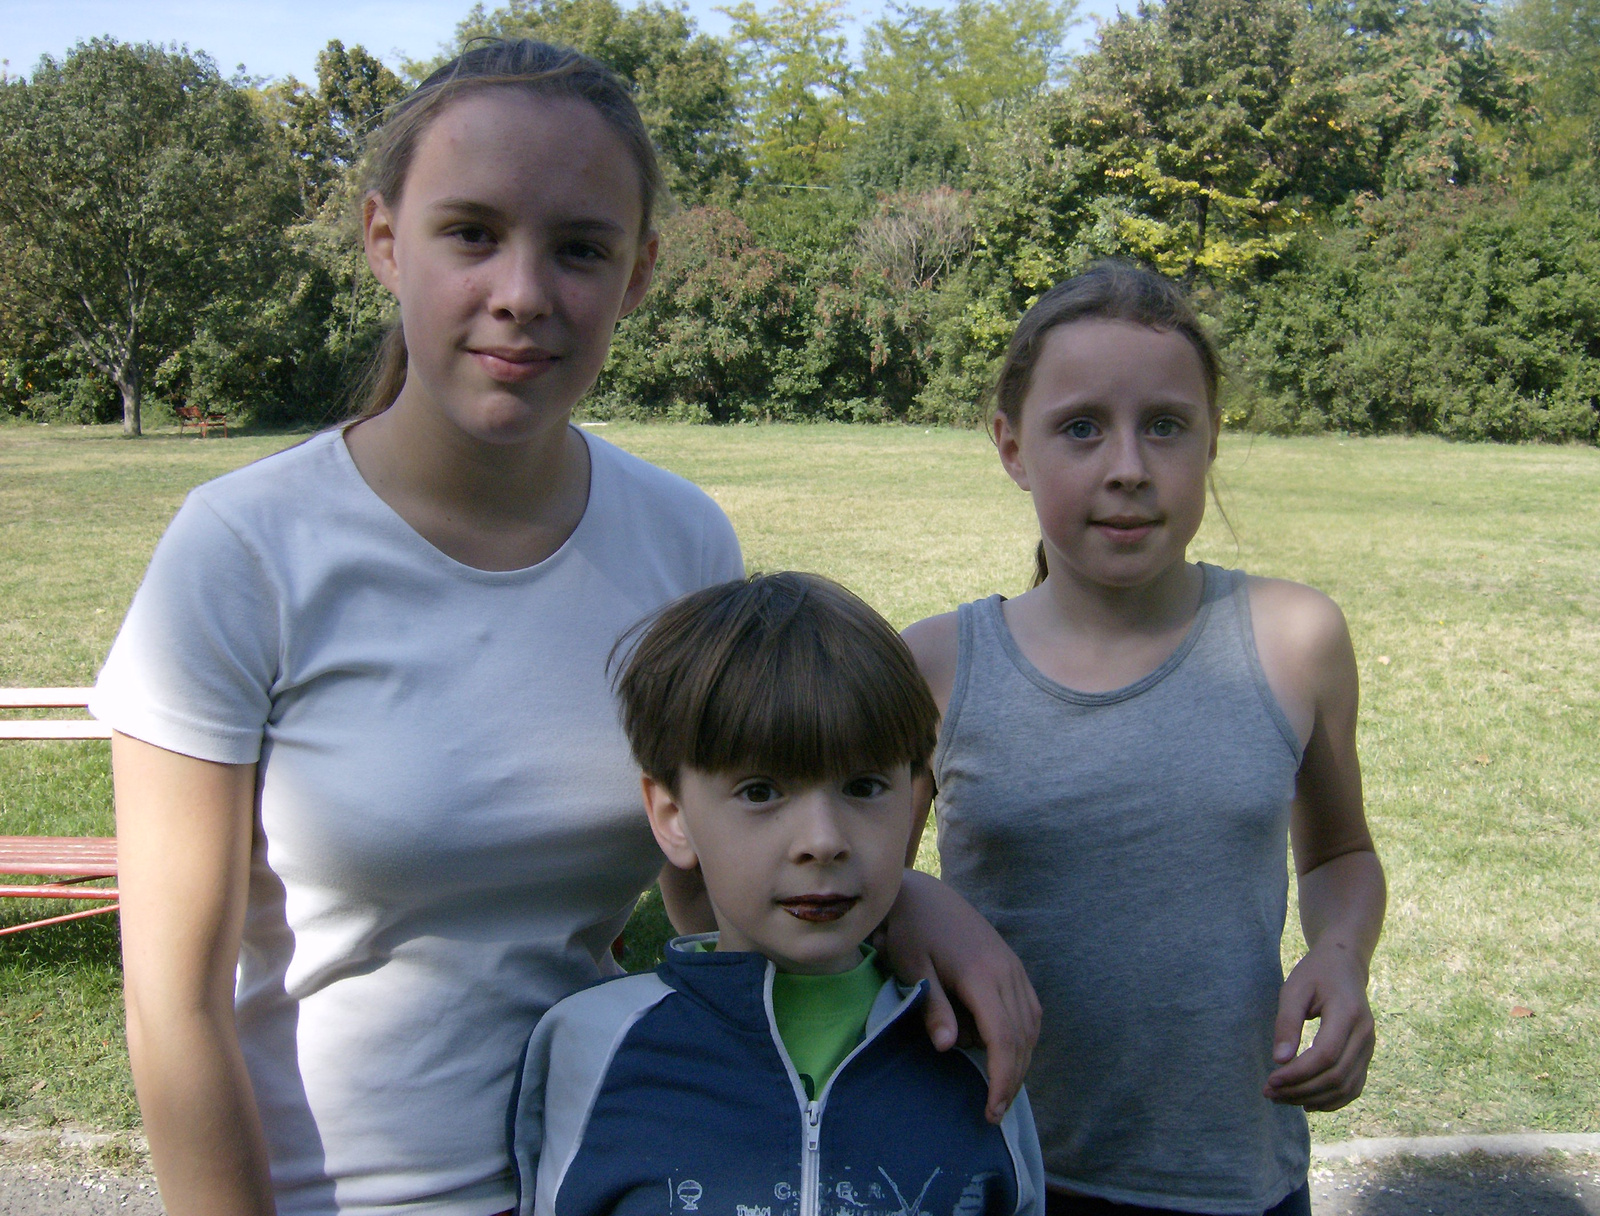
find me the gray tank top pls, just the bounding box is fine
[935,564,1309,1213]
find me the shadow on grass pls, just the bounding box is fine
[1315,1153,1600,1215]
[0,905,121,970]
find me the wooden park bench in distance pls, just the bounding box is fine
[0,688,119,937]
[176,404,228,438]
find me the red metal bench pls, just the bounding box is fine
[0,688,119,937]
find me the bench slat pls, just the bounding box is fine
[0,883,118,899]
[0,688,94,709]
[0,721,112,739]
[0,836,118,875]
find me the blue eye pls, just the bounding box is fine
[1065,418,1097,440]
[1150,417,1183,437]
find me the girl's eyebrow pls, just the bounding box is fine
[431,198,504,221]
[431,197,626,237]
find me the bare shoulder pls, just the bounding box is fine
[1246,576,1357,743]
[1247,576,1351,659]
[902,611,960,716]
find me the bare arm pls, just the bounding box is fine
[1252,588,1387,1111]
[114,733,276,1216]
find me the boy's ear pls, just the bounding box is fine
[641,774,699,871]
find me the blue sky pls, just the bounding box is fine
[4,0,1118,84]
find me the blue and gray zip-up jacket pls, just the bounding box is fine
[511,935,1045,1216]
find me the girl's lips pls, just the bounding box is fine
[1092,519,1157,544]
[472,349,556,383]
[777,895,859,923]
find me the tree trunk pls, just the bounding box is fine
[115,357,141,437]
[1187,193,1210,285]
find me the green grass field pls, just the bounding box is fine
[2,420,1597,1143]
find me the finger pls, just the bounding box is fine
[1266,995,1355,1088]
[1271,977,1313,1067]
[920,970,959,1053]
[958,966,1037,1122]
[1266,1010,1372,1105]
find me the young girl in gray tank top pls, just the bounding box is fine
[904,264,1386,1216]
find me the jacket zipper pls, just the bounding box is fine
[763,964,925,1216]
[800,1101,821,1216]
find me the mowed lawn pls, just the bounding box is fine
[1,421,1596,1143]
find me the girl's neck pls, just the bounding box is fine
[1003,559,1205,694]
[1042,558,1204,641]
[343,396,591,572]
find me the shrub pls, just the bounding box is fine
[1224,180,1600,442]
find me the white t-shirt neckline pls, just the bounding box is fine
[328,424,604,583]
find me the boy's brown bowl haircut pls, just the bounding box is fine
[613,572,939,795]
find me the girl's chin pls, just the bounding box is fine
[448,398,576,445]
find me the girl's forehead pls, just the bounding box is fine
[1029,320,1213,407]
[403,89,645,225]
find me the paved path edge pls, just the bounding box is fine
[1314,1132,1600,1162]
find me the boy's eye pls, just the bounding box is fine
[842,775,888,799]
[562,240,608,262]
[1063,418,1098,440]
[1149,416,1183,437]
[738,781,780,805]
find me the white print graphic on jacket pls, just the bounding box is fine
[665,1169,1000,1216]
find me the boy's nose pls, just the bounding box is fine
[790,793,850,863]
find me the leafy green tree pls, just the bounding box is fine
[860,0,1074,133]
[721,0,854,186]
[596,206,816,419]
[266,41,406,213]
[1500,0,1600,171]
[1022,0,1360,281]
[0,39,294,434]
[842,0,1074,194]
[976,0,1533,288]
[423,0,745,202]
[1326,0,1535,191]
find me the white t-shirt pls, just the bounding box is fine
[92,428,744,1216]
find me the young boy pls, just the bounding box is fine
[510,572,1044,1216]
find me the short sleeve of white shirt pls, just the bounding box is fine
[92,428,742,1216]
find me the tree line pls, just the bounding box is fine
[1,0,1596,440]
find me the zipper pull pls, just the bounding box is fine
[805,1101,820,1151]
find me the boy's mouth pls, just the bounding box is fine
[777,895,859,923]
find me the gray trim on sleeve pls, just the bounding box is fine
[513,973,675,1216]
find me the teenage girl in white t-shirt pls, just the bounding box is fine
[97,42,1039,1216]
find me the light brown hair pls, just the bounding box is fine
[992,261,1224,588]
[350,39,666,422]
[614,573,939,796]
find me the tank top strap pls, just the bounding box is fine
[1197,564,1304,762]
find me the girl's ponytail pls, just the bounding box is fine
[352,325,408,422]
